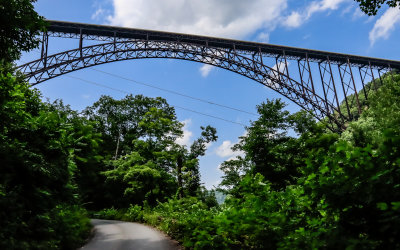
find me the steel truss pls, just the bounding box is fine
[17,20,400,131]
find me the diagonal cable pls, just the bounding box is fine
[90,68,258,116]
[66,75,247,127]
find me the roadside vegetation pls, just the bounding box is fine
[93,72,400,249]
[2,0,400,249]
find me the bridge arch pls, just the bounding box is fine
[19,39,341,130]
[18,20,400,131]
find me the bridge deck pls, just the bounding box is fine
[47,20,400,70]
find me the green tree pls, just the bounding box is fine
[83,95,177,159]
[286,74,400,248]
[103,106,183,206]
[48,100,105,210]
[81,95,181,208]
[0,0,91,247]
[0,0,46,62]
[104,151,177,206]
[137,75,400,249]
[103,105,218,206]
[182,125,218,196]
[220,99,319,192]
[0,66,90,249]
[342,73,400,147]
[219,156,250,193]
[354,0,400,15]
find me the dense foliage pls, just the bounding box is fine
[0,66,91,249]
[1,66,218,249]
[0,1,93,249]
[72,94,216,210]
[0,0,46,62]
[3,1,400,249]
[94,73,400,249]
[354,0,400,15]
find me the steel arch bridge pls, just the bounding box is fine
[18,20,400,131]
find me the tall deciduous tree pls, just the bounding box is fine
[184,125,218,196]
[220,99,318,191]
[0,66,91,249]
[83,94,177,159]
[0,0,46,62]
[86,94,217,205]
[0,1,92,248]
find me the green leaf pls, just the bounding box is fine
[376,202,388,211]
[391,202,400,211]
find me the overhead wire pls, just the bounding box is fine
[65,75,247,127]
[22,51,254,126]
[27,50,258,118]
[89,67,259,116]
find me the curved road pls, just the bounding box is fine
[81,219,181,250]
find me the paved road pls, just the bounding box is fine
[80,219,181,250]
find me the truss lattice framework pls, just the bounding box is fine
[18,20,400,131]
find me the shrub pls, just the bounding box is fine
[52,204,92,250]
[93,207,124,220]
[124,204,144,222]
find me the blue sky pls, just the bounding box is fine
[20,0,400,189]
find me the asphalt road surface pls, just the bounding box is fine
[80,219,181,250]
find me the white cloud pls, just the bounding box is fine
[306,0,347,18]
[352,7,365,20]
[341,4,352,16]
[92,0,113,21]
[106,0,287,39]
[264,61,289,88]
[256,32,270,43]
[274,61,289,72]
[284,11,302,28]
[215,131,247,177]
[105,0,288,77]
[199,64,214,77]
[205,141,214,150]
[365,15,375,23]
[216,140,236,158]
[215,134,245,159]
[369,7,400,46]
[176,119,193,147]
[282,0,347,28]
[92,7,106,20]
[102,0,350,75]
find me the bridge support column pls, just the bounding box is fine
[369,61,378,91]
[337,57,361,119]
[318,57,344,125]
[297,54,316,103]
[41,32,49,67]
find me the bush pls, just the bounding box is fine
[125,204,144,222]
[52,204,92,250]
[0,65,92,250]
[93,207,124,220]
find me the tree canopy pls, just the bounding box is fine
[2,0,400,249]
[354,0,400,15]
[0,0,46,62]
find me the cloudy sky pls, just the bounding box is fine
[21,0,400,188]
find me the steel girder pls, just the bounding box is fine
[17,21,400,131]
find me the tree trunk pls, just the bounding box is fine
[114,129,121,162]
[177,155,184,199]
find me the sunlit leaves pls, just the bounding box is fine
[0,0,46,62]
